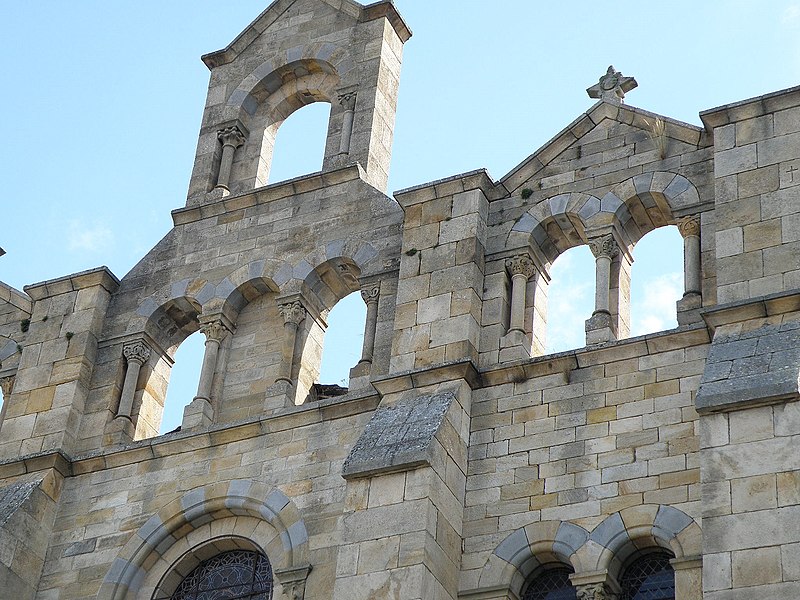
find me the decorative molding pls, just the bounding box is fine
[200,320,230,343]
[505,254,536,279]
[122,340,151,365]
[360,283,380,305]
[588,234,620,260]
[217,126,246,148]
[0,374,15,398]
[678,215,701,238]
[338,90,357,112]
[279,301,306,326]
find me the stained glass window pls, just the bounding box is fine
[619,552,675,600]
[159,549,274,600]
[522,567,577,600]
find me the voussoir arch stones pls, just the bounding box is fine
[575,504,700,578]
[278,238,381,296]
[477,520,590,592]
[129,278,210,335]
[507,192,597,261]
[477,505,699,593]
[224,41,352,120]
[97,479,309,600]
[604,172,701,240]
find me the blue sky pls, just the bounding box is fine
[3,1,800,432]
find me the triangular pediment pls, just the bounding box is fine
[202,0,410,68]
[500,101,707,194]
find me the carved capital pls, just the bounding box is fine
[505,254,536,279]
[576,583,615,600]
[279,301,306,326]
[274,564,311,600]
[199,320,229,343]
[360,283,380,305]
[217,126,246,149]
[338,90,357,112]
[588,234,620,259]
[0,375,15,398]
[122,340,151,365]
[337,263,359,287]
[678,215,701,238]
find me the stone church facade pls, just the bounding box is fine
[1,1,799,598]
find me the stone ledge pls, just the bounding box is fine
[701,289,800,334]
[341,391,454,479]
[696,312,800,413]
[23,266,120,300]
[174,164,369,225]
[394,168,505,206]
[700,82,800,129]
[372,360,481,395]
[0,281,32,314]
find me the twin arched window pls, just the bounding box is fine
[522,551,675,600]
[155,549,274,600]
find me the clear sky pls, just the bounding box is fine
[2,1,800,432]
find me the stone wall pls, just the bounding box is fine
[1,2,800,599]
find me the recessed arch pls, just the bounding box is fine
[98,480,310,600]
[477,521,589,596]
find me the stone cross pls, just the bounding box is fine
[587,65,638,103]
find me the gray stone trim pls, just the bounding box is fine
[342,391,455,479]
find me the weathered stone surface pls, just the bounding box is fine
[342,392,454,478]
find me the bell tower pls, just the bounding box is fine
[184,0,411,205]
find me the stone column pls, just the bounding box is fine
[276,301,306,385]
[358,283,380,365]
[499,254,537,362]
[116,340,151,421]
[0,374,15,430]
[571,571,620,600]
[183,320,229,430]
[506,254,536,334]
[274,565,312,600]
[195,321,229,402]
[676,216,703,324]
[586,234,620,344]
[215,126,246,192]
[338,90,357,154]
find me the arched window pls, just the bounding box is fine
[522,566,577,600]
[318,290,366,389]
[154,549,274,600]
[160,330,206,434]
[265,101,331,185]
[545,245,595,353]
[629,226,683,337]
[619,551,675,600]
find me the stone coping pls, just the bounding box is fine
[501,100,706,194]
[24,266,120,300]
[700,82,800,129]
[394,168,505,206]
[172,164,370,226]
[481,322,709,387]
[201,0,411,69]
[700,289,800,333]
[0,280,32,314]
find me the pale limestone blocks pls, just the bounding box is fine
[185,0,411,204]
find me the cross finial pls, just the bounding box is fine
[587,65,638,104]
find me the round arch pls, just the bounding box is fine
[97,480,310,600]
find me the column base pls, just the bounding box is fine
[499,330,531,362]
[676,292,703,326]
[104,415,135,446]
[207,186,230,201]
[265,379,294,410]
[181,397,213,430]
[348,360,372,390]
[585,311,616,345]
